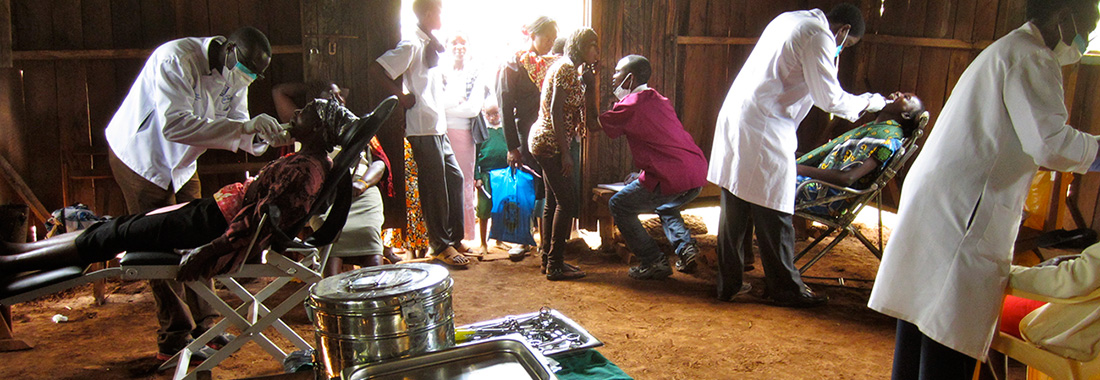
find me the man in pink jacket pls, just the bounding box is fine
[594,55,710,280]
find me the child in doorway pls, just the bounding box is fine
[474,104,509,256]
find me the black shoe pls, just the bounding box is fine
[771,286,828,308]
[546,263,586,281]
[629,259,673,280]
[204,333,236,350]
[675,244,699,273]
[157,341,217,369]
[718,282,753,302]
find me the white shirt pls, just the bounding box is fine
[376,28,447,136]
[1010,244,1100,361]
[442,64,488,130]
[707,9,873,213]
[105,36,267,191]
[868,23,1099,360]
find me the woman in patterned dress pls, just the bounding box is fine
[382,138,430,258]
[527,28,599,281]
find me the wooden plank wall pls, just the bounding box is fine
[593,0,1033,212]
[300,0,404,229]
[5,0,303,228]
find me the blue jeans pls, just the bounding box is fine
[609,181,701,264]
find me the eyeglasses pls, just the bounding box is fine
[232,46,266,81]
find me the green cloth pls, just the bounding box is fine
[475,126,509,180]
[476,126,509,218]
[553,350,633,380]
[797,120,904,169]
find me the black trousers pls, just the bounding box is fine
[408,134,466,252]
[75,198,228,262]
[892,320,977,380]
[716,189,806,299]
[534,152,576,268]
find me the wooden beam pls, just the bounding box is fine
[675,36,758,45]
[0,154,50,223]
[675,34,994,51]
[0,0,10,68]
[12,44,303,61]
[860,34,992,50]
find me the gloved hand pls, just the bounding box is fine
[241,114,281,136]
[864,93,887,113]
[259,129,294,147]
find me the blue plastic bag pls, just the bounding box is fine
[488,167,537,246]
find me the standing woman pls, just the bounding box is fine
[498,16,559,259]
[528,28,599,281]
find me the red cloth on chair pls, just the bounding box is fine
[1000,295,1048,339]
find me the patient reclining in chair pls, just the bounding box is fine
[1,98,357,281]
[794,92,924,215]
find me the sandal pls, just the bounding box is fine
[433,247,471,268]
[460,244,484,259]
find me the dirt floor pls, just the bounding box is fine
[2,223,914,379]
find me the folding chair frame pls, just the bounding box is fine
[793,112,930,275]
[0,96,399,380]
[987,286,1100,380]
[0,216,333,380]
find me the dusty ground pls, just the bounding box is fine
[2,223,912,380]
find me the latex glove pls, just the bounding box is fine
[259,130,294,147]
[864,93,887,113]
[241,114,281,136]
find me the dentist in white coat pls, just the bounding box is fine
[104,26,289,362]
[868,1,1100,378]
[708,3,886,307]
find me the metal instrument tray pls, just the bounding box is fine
[457,308,602,357]
[343,337,554,380]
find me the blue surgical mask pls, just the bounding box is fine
[834,28,850,61]
[1074,33,1089,55]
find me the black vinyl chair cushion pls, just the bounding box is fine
[0,266,85,299]
[118,251,181,266]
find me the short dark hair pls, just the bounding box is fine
[565,28,598,63]
[620,55,652,85]
[551,37,566,55]
[413,0,442,16]
[229,26,271,56]
[826,3,866,38]
[1027,0,1097,23]
[524,16,558,37]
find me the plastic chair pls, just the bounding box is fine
[792,112,930,274]
[988,286,1100,380]
[0,96,398,380]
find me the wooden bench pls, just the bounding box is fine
[590,184,722,263]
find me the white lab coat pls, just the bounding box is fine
[868,23,1099,360]
[1010,244,1100,361]
[106,36,267,191]
[707,9,872,213]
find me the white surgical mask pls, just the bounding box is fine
[224,46,259,89]
[1054,16,1089,66]
[613,73,633,101]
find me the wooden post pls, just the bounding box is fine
[0,0,11,68]
[0,204,33,351]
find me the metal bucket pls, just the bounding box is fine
[307,263,455,379]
